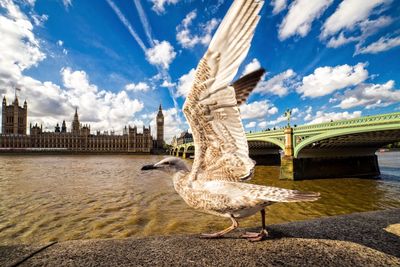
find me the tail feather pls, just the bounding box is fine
[258,188,321,203]
[281,191,321,202]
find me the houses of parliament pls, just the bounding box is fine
[0,95,164,153]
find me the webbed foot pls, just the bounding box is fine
[241,229,268,242]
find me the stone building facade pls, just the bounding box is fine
[2,96,27,135]
[0,97,158,153]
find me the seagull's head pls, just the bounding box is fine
[141,157,190,174]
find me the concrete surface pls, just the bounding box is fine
[1,209,400,267]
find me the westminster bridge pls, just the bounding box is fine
[170,112,400,180]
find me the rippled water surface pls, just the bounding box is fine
[0,152,399,245]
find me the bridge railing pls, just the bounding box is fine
[293,112,400,132]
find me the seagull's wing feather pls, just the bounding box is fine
[233,68,265,105]
[200,181,321,207]
[183,0,264,182]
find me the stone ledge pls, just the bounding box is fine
[2,209,399,267]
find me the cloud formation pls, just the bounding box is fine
[321,0,389,39]
[271,0,287,15]
[145,40,176,70]
[240,100,278,120]
[151,0,180,14]
[176,68,196,97]
[335,80,400,109]
[255,69,296,97]
[306,111,362,124]
[125,82,150,92]
[356,36,400,55]
[242,58,261,76]
[297,63,368,98]
[176,10,219,48]
[279,0,333,40]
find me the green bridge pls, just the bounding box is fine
[170,112,400,180]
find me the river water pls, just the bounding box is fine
[0,152,399,245]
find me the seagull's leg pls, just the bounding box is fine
[242,209,269,241]
[200,215,238,238]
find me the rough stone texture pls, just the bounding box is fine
[0,243,48,267]
[1,209,399,267]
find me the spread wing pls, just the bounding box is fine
[183,0,264,182]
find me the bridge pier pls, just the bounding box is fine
[279,155,380,180]
[280,156,295,180]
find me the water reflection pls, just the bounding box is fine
[0,153,399,245]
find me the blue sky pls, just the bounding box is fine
[0,0,399,142]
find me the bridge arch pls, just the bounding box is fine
[247,137,285,151]
[178,146,185,157]
[294,124,400,158]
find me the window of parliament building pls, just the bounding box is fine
[0,96,164,153]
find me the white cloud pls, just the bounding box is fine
[125,82,150,92]
[336,80,400,109]
[325,14,393,50]
[356,36,400,55]
[271,0,287,15]
[258,121,268,129]
[60,67,144,130]
[161,80,175,88]
[57,40,63,46]
[307,111,362,124]
[62,0,72,9]
[321,0,389,39]
[297,63,368,98]
[240,100,278,120]
[278,0,333,40]
[242,58,261,76]
[31,14,48,26]
[145,40,176,70]
[268,107,279,115]
[326,32,359,48]
[255,69,296,97]
[268,115,287,126]
[304,106,313,121]
[23,0,36,6]
[151,0,179,14]
[176,10,219,48]
[245,121,256,129]
[176,68,196,97]
[0,0,45,78]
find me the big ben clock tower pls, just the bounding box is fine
[156,104,164,148]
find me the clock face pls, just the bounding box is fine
[157,118,163,123]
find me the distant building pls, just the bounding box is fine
[0,98,161,153]
[177,130,193,145]
[156,104,164,148]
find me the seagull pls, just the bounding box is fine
[142,0,320,241]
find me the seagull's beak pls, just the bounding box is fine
[141,164,157,170]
